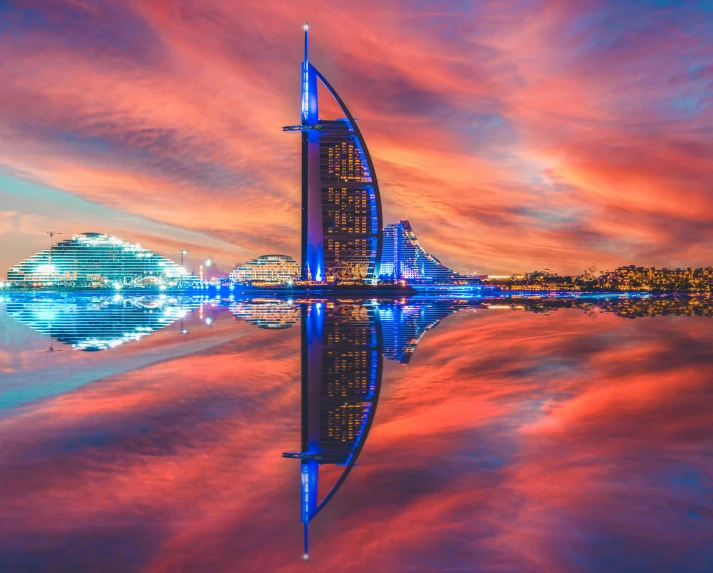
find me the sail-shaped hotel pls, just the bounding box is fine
[284,24,383,283]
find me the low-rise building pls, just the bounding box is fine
[229,255,299,284]
[5,233,195,289]
[379,220,467,282]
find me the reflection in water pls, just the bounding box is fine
[378,301,463,363]
[5,293,712,355]
[0,294,712,570]
[0,295,468,557]
[229,298,300,329]
[283,302,383,559]
[2,294,197,351]
[516,294,713,318]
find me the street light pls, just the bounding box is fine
[202,259,213,285]
[178,250,189,288]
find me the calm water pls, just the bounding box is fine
[0,293,712,573]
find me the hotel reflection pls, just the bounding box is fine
[4,292,712,559]
[283,301,383,559]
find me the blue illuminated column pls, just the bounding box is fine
[301,24,324,281]
[301,302,324,520]
[286,25,383,282]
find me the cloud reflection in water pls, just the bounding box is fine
[0,294,711,572]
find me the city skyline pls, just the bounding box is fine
[1,2,712,277]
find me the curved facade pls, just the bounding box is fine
[229,254,299,284]
[284,27,382,282]
[5,233,195,288]
[380,220,465,281]
[378,300,465,363]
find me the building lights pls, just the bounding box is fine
[34,263,57,277]
[380,221,464,283]
[5,233,196,289]
[230,255,299,284]
[286,28,383,283]
[3,295,200,351]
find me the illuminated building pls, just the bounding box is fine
[380,220,465,282]
[230,299,300,329]
[5,233,195,289]
[497,265,713,292]
[283,25,382,282]
[229,255,299,284]
[283,301,382,559]
[2,294,195,351]
[598,265,713,292]
[378,301,464,363]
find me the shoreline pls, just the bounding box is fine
[1,288,710,298]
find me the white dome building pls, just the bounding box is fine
[5,233,195,289]
[229,255,299,284]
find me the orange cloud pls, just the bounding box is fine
[1,1,711,274]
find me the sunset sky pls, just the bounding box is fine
[1,0,712,275]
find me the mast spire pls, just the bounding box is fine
[303,521,310,561]
[300,23,314,125]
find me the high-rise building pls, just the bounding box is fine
[380,220,465,281]
[5,233,195,288]
[283,25,382,282]
[229,255,299,284]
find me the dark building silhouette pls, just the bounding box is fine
[283,301,383,559]
[284,25,383,282]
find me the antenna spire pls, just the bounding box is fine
[303,22,309,63]
[303,521,310,561]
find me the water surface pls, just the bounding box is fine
[0,293,711,572]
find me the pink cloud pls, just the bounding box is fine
[0,0,711,274]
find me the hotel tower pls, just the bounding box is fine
[284,25,383,282]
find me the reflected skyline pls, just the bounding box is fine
[283,302,383,559]
[3,294,713,356]
[4,292,712,562]
[1,294,712,570]
[1,294,198,351]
